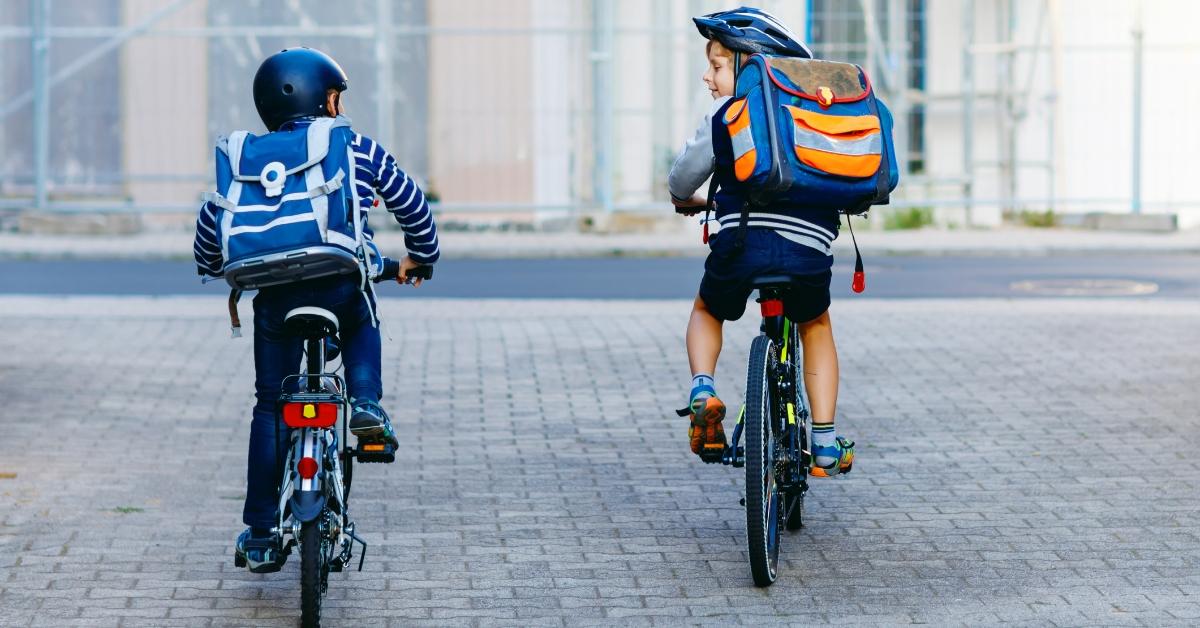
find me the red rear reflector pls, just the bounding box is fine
[760,299,784,317]
[282,402,339,429]
[297,456,318,479]
[852,271,866,293]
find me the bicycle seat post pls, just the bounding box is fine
[283,307,341,393]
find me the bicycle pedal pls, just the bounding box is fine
[356,441,396,463]
[699,443,726,464]
[233,553,246,568]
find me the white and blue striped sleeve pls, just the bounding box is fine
[358,136,439,265]
[193,201,223,277]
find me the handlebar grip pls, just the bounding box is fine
[372,258,433,283]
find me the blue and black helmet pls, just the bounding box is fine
[252,47,349,132]
[693,7,812,58]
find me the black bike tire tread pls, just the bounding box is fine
[744,334,778,587]
[300,521,323,628]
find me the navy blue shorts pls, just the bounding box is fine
[699,228,833,323]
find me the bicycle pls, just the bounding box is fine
[232,258,432,627]
[682,275,817,587]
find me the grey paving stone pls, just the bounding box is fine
[0,296,1197,626]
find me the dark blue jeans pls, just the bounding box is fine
[243,276,381,529]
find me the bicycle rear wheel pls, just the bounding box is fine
[744,334,781,587]
[299,520,329,628]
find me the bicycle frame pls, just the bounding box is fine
[272,335,366,573]
[721,288,811,498]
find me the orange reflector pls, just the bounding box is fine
[361,444,386,452]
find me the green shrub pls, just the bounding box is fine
[883,207,934,230]
[1019,209,1058,228]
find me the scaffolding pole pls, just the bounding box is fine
[375,0,394,152]
[591,0,615,213]
[31,0,50,210]
[962,0,975,223]
[1131,0,1144,214]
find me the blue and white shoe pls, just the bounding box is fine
[234,528,285,573]
[810,436,855,477]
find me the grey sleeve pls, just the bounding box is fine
[667,96,730,202]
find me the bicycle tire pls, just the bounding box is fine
[744,334,780,587]
[299,520,327,628]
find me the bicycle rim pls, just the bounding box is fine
[744,334,780,587]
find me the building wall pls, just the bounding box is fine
[121,0,208,207]
[924,0,1200,223]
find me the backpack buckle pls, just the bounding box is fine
[260,161,286,197]
[817,86,834,108]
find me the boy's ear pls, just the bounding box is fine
[325,91,339,117]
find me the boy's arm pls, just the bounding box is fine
[193,201,223,277]
[360,136,439,265]
[667,96,730,203]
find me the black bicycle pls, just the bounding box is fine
[233,259,431,627]
[720,277,813,587]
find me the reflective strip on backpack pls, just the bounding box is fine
[723,98,757,182]
[226,211,318,236]
[731,127,755,164]
[792,125,881,156]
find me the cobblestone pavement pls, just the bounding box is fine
[1,296,1198,627]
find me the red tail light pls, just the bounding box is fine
[852,271,866,293]
[297,456,318,479]
[760,299,784,318]
[282,402,339,429]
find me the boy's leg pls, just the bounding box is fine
[797,310,838,422]
[684,294,728,460]
[336,291,396,448]
[245,295,302,531]
[798,310,853,476]
[686,294,723,376]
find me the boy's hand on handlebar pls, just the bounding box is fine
[398,256,425,287]
[672,193,708,216]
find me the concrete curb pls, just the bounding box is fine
[1,227,1199,260]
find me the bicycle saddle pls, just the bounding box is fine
[283,307,340,339]
[749,275,800,289]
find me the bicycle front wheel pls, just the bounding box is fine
[744,334,781,587]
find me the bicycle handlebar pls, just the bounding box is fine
[374,258,433,284]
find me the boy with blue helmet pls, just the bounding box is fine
[670,8,853,477]
[192,47,439,570]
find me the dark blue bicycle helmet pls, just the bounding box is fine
[253,47,349,132]
[693,7,812,58]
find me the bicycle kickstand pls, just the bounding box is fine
[346,527,368,572]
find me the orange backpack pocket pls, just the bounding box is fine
[785,106,882,178]
[723,98,757,182]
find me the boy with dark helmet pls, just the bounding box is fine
[193,47,439,570]
[669,8,854,477]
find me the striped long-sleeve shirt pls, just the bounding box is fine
[194,120,439,277]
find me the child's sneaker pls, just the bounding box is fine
[686,395,727,463]
[810,436,854,477]
[349,399,399,450]
[234,528,286,573]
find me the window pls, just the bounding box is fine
[808,0,926,173]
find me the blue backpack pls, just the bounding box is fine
[717,54,899,214]
[203,115,381,291]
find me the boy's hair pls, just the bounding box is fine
[706,39,734,59]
